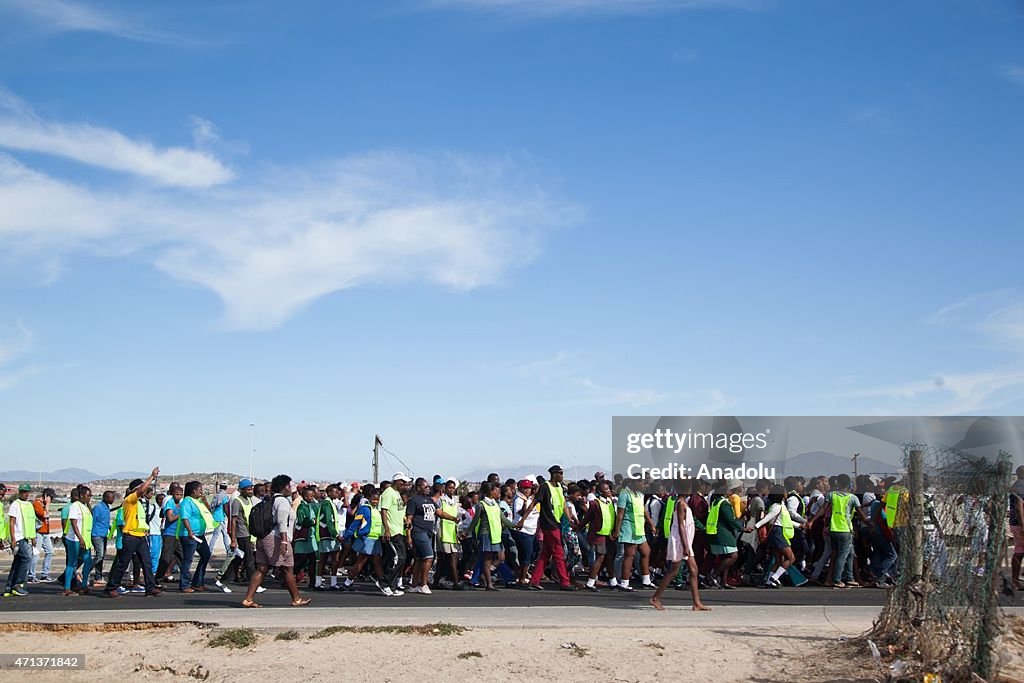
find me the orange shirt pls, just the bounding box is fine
[33,499,49,534]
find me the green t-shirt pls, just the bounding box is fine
[380,487,406,536]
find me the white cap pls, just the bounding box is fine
[445,476,460,488]
[392,472,412,483]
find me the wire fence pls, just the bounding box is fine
[870,444,1014,681]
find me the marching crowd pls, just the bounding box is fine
[2,464,1023,608]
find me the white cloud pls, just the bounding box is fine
[0,320,40,392]
[1002,63,1024,86]
[0,88,233,188]
[1,146,579,330]
[0,0,201,45]
[836,292,1024,414]
[511,351,733,409]
[428,0,759,17]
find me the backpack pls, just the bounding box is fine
[248,496,276,540]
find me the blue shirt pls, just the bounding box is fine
[179,497,206,536]
[91,502,111,537]
[162,498,181,537]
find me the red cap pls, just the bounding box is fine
[518,479,534,489]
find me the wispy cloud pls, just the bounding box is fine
[835,292,1024,414]
[0,92,580,330]
[0,88,233,188]
[511,351,733,409]
[427,0,760,18]
[1001,63,1024,86]
[0,320,41,392]
[0,0,204,46]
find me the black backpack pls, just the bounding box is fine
[248,496,276,540]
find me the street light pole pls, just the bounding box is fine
[249,423,255,481]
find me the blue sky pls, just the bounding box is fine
[1,0,1023,481]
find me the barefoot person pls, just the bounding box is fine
[651,491,709,611]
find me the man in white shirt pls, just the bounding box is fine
[4,484,37,597]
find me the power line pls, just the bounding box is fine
[378,442,414,474]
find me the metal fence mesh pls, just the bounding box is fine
[870,444,1014,681]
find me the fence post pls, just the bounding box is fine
[909,449,925,581]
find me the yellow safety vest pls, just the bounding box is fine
[11,500,37,541]
[830,493,852,533]
[629,491,645,535]
[440,499,459,544]
[481,500,502,543]
[706,498,726,536]
[548,482,565,522]
[368,507,383,540]
[238,496,256,543]
[884,485,906,528]
[780,506,795,541]
[64,501,94,550]
[661,497,676,537]
[598,499,615,536]
[0,502,8,542]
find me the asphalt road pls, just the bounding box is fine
[4,577,892,611]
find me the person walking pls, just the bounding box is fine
[436,478,464,590]
[103,468,162,598]
[156,483,184,583]
[584,479,616,591]
[342,488,395,595]
[380,473,411,594]
[28,488,55,583]
[612,477,656,591]
[221,479,263,593]
[178,481,214,593]
[208,482,232,557]
[706,480,744,589]
[242,474,310,608]
[751,485,804,589]
[519,465,574,591]
[62,485,94,596]
[90,490,115,587]
[651,493,709,611]
[4,484,38,597]
[511,479,539,586]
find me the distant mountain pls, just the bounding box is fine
[0,468,148,483]
[460,464,610,484]
[0,468,104,483]
[779,451,902,477]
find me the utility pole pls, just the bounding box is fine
[373,434,382,485]
[249,423,255,481]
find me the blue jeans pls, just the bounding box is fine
[208,524,230,555]
[90,536,108,582]
[148,535,163,576]
[830,531,854,584]
[63,538,93,591]
[5,539,32,590]
[870,532,897,581]
[180,536,211,590]
[513,531,536,567]
[29,534,54,580]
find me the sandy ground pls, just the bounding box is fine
[0,621,877,683]
[2,608,1020,682]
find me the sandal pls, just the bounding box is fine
[290,597,312,607]
[241,599,262,608]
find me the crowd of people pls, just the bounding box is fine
[2,464,1023,607]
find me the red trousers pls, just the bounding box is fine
[530,526,570,588]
